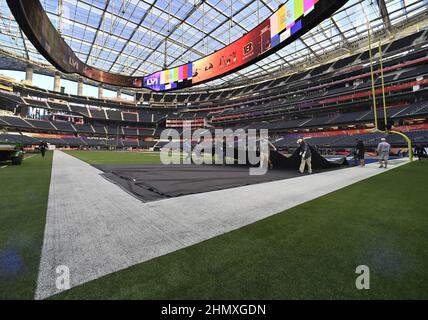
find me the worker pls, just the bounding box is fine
[297,138,312,174]
[377,138,391,169]
[415,145,427,161]
[355,139,366,167]
[39,141,48,157]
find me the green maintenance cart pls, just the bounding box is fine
[0,142,24,165]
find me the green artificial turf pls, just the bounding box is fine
[0,152,53,299]
[53,161,428,300]
[64,150,162,165]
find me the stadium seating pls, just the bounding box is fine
[106,110,123,121]
[92,124,106,134]
[122,112,138,122]
[1,31,428,151]
[52,121,76,132]
[0,116,34,128]
[25,119,56,130]
[73,123,94,133]
[0,133,39,144]
[89,109,107,120]
[123,127,139,136]
[273,130,428,149]
[106,125,122,135]
[48,101,71,112]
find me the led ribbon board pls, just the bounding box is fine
[145,0,347,91]
[8,0,348,91]
[6,0,143,88]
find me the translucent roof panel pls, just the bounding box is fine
[0,0,427,90]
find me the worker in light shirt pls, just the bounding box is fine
[377,138,391,169]
[297,139,312,174]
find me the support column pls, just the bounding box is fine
[25,65,33,85]
[98,84,103,99]
[116,88,122,99]
[53,72,61,92]
[77,78,83,96]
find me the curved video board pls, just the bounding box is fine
[7,0,143,88]
[7,0,348,91]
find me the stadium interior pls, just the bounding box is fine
[1,29,428,152]
[0,0,427,302]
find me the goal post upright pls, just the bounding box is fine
[368,26,413,162]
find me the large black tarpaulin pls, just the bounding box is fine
[96,160,345,203]
[96,165,305,202]
[269,146,348,169]
[229,144,347,169]
[95,144,347,202]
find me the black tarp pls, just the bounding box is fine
[203,142,347,169]
[96,165,308,202]
[269,146,348,169]
[95,144,347,202]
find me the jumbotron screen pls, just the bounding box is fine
[8,0,348,91]
[144,0,327,91]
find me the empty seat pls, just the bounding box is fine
[48,101,70,112]
[398,64,428,80]
[23,98,48,107]
[106,110,122,121]
[25,119,56,130]
[164,95,176,103]
[92,125,106,134]
[70,105,90,117]
[331,54,360,70]
[74,123,94,133]
[106,126,122,135]
[123,127,139,136]
[90,109,107,119]
[139,129,154,136]
[309,63,333,77]
[0,116,33,128]
[122,112,138,122]
[386,31,424,53]
[52,121,76,132]
[123,140,139,148]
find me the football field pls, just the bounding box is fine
[1,150,427,299]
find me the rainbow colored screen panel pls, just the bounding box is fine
[270,0,318,48]
[144,62,193,91]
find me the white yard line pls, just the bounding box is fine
[24,154,37,160]
[0,154,36,169]
[35,150,409,299]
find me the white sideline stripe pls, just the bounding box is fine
[35,150,409,299]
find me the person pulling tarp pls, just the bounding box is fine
[296,138,312,174]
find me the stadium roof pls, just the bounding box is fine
[1,0,428,90]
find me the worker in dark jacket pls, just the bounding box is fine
[415,145,427,161]
[39,141,48,157]
[355,139,365,167]
[297,139,312,174]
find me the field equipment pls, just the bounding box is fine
[0,142,24,165]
